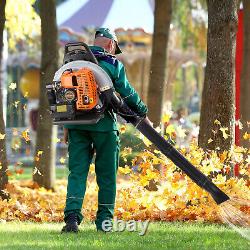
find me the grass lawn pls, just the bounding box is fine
[0,221,249,250]
[9,167,69,180]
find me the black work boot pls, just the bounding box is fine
[61,213,79,233]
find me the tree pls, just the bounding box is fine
[147,0,173,127]
[5,0,40,50]
[0,0,9,200]
[240,0,250,147]
[33,0,58,189]
[198,0,238,151]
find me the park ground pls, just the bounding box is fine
[0,221,249,250]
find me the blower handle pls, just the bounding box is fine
[64,42,99,64]
[109,92,145,125]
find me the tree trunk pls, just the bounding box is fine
[33,0,58,189]
[147,0,172,127]
[198,0,238,151]
[240,0,250,147]
[0,0,9,200]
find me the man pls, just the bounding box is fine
[62,28,150,233]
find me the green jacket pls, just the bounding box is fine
[64,46,148,132]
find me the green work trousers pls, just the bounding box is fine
[64,129,120,230]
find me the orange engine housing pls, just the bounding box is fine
[60,68,98,111]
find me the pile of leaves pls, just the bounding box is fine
[1,114,250,223]
[0,139,249,223]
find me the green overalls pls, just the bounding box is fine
[63,46,148,230]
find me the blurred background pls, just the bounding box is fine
[0,0,248,188]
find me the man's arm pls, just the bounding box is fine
[113,61,148,117]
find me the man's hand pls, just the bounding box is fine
[63,128,69,144]
[144,116,153,127]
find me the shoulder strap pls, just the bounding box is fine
[92,51,118,67]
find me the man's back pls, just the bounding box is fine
[64,45,147,132]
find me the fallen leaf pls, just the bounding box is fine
[235,120,243,130]
[21,129,30,142]
[33,167,42,176]
[119,125,126,134]
[219,127,229,139]
[162,111,173,124]
[6,169,13,176]
[243,132,250,140]
[166,124,175,135]
[176,126,186,138]
[34,156,40,162]
[13,101,20,108]
[208,138,213,144]
[37,151,43,156]
[214,119,221,125]
[0,133,5,140]
[55,138,61,143]
[15,168,24,175]
[59,157,66,164]
[9,82,17,90]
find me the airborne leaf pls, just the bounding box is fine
[8,82,17,90]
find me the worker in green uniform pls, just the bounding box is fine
[61,28,151,233]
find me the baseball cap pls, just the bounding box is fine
[95,28,122,54]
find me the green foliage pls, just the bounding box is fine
[119,124,145,166]
[172,66,197,111]
[5,0,40,50]
[119,124,145,152]
[172,0,207,54]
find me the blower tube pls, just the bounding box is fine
[110,94,230,205]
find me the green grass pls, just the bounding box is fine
[0,222,249,250]
[9,167,69,180]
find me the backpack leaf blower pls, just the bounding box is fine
[46,42,230,205]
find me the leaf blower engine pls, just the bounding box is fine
[46,42,118,125]
[47,42,230,206]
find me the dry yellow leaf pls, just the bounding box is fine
[208,138,213,144]
[243,132,250,140]
[21,129,30,142]
[33,167,42,176]
[119,125,126,134]
[9,82,17,90]
[13,101,20,108]
[219,127,229,139]
[37,150,43,156]
[119,166,131,175]
[165,124,175,135]
[59,157,66,164]
[176,125,186,138]
[0,133,5,140]
[214,119,221,125]
[162,111,173,124]
[24,91,29,98]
